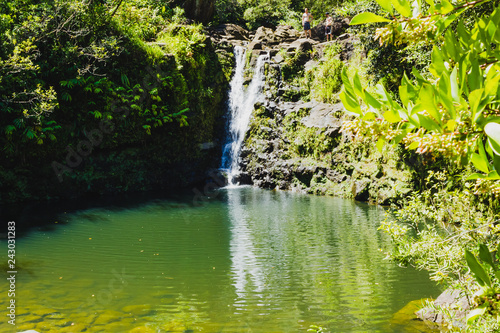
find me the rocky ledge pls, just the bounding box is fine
[209,22,413,205]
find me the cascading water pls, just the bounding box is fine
[221,46,269,185]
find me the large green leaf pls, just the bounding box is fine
[494,153,500,173]
[466,305,487,325]
[429,46,446,77]
[416,113,440,131]
[350,12,391,25]
[392,0,412,17]
[471,153,489,173]
[364,91,382,110]
[450,67,460,103]
[340,89,361,115]
[485,122,500,155]
[418,84,441,124]
[466,173,487,180]
[479,244,496,270]
[465,249,491,288]
[383,109,401,123]
[469,89,484,123]
[438,72,455,119]
[375,0,394,13]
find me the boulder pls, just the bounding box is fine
[247,41,262,51]
[352,179,370,201]
[253,26,275,43]
[221,24,250,41]
[416,288,470,328]
[287,39,314,53]
[274,25,300,43]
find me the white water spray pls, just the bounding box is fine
[221,47,269,185]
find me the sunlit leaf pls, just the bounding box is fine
[465,249,491,287]
[471,153,489,173]
[466,305,487,325]
[485,122,500,155]
[350,12,391,25]
[479,244,496,270]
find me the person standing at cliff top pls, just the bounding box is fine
[325,12,334,41]
[302,8,313,39]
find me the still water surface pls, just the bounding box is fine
[2,187,440,332]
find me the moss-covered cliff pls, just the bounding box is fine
[218,25,415,204]
[0,1,229,203]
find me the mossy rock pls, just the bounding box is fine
[128,325,158,333]
[93,310,124,325]
[122,304,153,316]
[161,319,189,332]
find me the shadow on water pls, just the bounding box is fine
[0,185,226,240]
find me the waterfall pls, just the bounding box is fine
[221,46,269,185]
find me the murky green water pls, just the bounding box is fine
[1,187,440,332]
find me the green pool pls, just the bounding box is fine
[1,187,440,332]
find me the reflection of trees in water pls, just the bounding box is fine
[226,188,428,329]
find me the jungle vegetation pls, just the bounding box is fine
[3,0,500,330]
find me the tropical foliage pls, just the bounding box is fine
[340,0,500,327]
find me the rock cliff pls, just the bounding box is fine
[211,22,414,204]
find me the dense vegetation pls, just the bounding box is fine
[3,0,500,330]
[340,0,500,330]
[0,0,227,202]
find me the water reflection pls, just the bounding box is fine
[225,187,439,331]
[0,187,439,333]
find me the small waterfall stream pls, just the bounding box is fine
[221,46,269,185]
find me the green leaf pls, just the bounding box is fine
[364,91,382,110]
[418,84,441,124]
[416,113,440,131]
[362,112,377,120]
[350,12,391,25]
[465,249,491,287]
[486,170,500,180]
[438,0,455,14]
[466,173,487,180]
[429,46,446,77]
[443,30,457,61]
[352,72,364,98]
[450,67,460,103]
[392,0,412,17]
[376,138,385,152]
[469,59,483,91]
[340,89,361,115]
[469,89,484,123]
[494,153,500,173]
[471,153,489,173]
[4,125,16,134]
[466,305,487,325]
[438,72,455,119]
[408,141,419,150]
[375,0,394,13]
[383,109,401,123]
[479,244,496,270]
[485,73,500,97]
[485,122,500,155]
